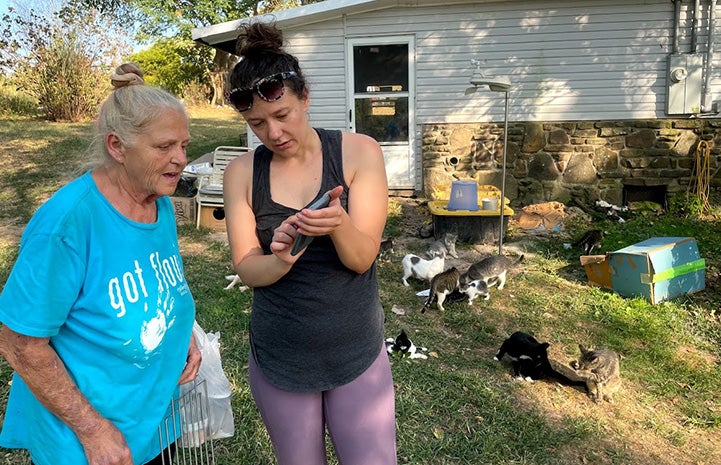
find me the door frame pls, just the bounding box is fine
[345,35,416,190]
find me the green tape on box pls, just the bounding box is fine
[640,259,706,284]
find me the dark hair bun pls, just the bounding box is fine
[236,22,284,58]
[110,63,145,89]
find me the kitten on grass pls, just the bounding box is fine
[421,267,460,313]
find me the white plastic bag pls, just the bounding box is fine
[180,321,234,442]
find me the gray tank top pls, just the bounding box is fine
[249,128,385,392]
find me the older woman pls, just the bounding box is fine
[0,63,200,465]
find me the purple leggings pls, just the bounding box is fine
[249,345,397,465]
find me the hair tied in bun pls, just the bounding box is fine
[110,63,145,89]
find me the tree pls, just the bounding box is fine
[71,0,326,105]
[130,38,213,99]
[0,2,130,121]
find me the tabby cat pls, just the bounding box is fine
[421,266,460,313]
[377,237,394,261]
[426,231,458,259]
[570,345,621,402]
[572,229,603,255]
[459,254,524,291]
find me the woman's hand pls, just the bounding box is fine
[177,331,202,385]
[269,186,345,260]
[79,419,134,465]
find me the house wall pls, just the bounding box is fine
[256,0,720,197]
[422,119,721,209]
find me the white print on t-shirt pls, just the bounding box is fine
[107,252,184,318]
[140,289,174,353]
[107,250,185,364]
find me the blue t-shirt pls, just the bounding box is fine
[0,172,195,465]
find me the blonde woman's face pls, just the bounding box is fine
[122,109,190,199]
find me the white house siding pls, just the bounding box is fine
[246,20,349,148]
[337,0,719,124]
[288,27,348,130]
[241,0,719,189]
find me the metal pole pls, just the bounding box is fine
[498,90,509,255]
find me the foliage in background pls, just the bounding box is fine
[130,38,213,99]
[71,0,327,105]
[0,2,130,121]
[0,76,39,118]
[667,191,706,218]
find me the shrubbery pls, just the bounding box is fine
[1,5,127,122]
[0,77,39,117]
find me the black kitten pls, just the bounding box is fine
[493,331,586,388]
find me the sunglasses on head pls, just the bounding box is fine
[225,71,298,112]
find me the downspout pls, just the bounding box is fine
[692,0,701,52]
[673,0,682,54]
[702,0,717,112]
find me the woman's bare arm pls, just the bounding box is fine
[0,325,133,465]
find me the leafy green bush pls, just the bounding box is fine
[667,192,705,218]
[0,78,39,117]
[130,38,213,99]
[1,5,125,122]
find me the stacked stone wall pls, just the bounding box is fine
[421,120,721,208]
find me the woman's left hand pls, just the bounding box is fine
[178,332,202,384]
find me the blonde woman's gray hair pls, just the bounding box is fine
[86,63,187,168]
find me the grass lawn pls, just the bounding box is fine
[1,107,720,465]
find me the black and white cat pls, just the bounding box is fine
[385,329,428,360]
[401,254,445,286]
[459,254,524,291]
[421,266,460,313]
[494,331,552,381]
[494,331,587,388]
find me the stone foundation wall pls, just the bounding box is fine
[421,120,721,208]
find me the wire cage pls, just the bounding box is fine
[157,379,216,465]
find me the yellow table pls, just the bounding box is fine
[428,200,514,244]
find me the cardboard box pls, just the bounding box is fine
[580,255,613,289]
[170,196,197,226]
[198,204,227,231]
[608,237,705,304]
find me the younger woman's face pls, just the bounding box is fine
[242,87,311,156]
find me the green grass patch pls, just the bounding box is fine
[1,112,721,464]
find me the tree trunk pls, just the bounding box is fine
[210,49,235,106]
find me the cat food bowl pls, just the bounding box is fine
[481,198,499,211]
[446,181,478,211]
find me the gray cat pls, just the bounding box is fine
[421,266,460,313]
[426,231,458,259]
[459,254,524,291]
[570,345,621,403]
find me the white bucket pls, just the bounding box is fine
[481,198,499,211]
